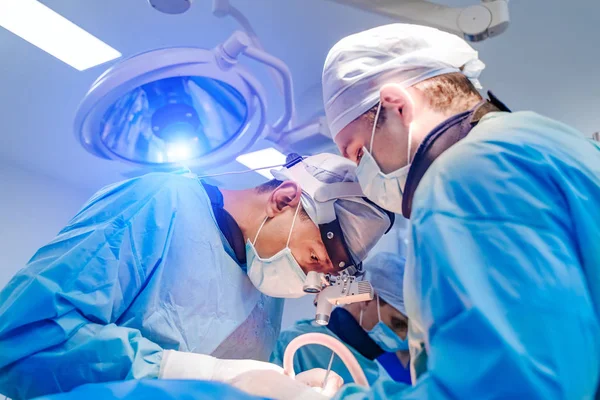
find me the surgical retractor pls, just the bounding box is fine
[303,271,374,326]
[283,332,370,388]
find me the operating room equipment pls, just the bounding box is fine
[272,252,411,385]
[148,0,191,15]
[283,332,369,388]
[327,0,510,42]
[270,308,394,385]
[321,352,336,390]
[272,153,395,278]
[74,27,294,169]
[73,0,507,173]
[304,270,374,325]
[75,0,334,171]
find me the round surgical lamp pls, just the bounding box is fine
[74,31,295,168]
[148,0,192,15]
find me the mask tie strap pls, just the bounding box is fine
[369,102,382,154]
[286,204,301,248]
[376,293,382,323]
[407,123,414,164]
[359,308,364,327]
[252,217,269,246]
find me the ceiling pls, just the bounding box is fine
[0,0,598,193]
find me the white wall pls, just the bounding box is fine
[281,216,409,329]
[0,162,91,288]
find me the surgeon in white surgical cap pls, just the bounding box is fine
[0,152,394,400]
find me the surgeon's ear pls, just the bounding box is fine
[379,83,415,127]
[266,181,302,217]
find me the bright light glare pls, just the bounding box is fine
[167,143,192,162]
[236,148,287,179]
[0,0,121,71]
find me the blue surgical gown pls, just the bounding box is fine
[336,111,600,399]
[270,309,394,385]
[32,379,263,400]
[0,171,284,400]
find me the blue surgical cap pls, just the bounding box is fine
[364,252,407,316]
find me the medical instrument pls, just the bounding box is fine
[273,154,396,277]
[321,351,335,390]
[74,0,331,171]
[283,332,369,388]
[327,0,510,42]
[304,270,374,325]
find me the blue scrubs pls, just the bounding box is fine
[271,308,410,385]
[375,352,410,385]
[336,112,600,399]
[0,172,284,400]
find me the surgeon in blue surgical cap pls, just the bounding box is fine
[0,153,393,400]
[227,23,600,400]
[271,252,410,386]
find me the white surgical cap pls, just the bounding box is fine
[272,153,392,263]
[364,252,406,316]
[323,23,486,138]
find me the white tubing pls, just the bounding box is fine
[283,332,370,388]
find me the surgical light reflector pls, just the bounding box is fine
[75,31,295,170]
[0,0,121,71]
[236,148,287,179]
[97,76,248,164]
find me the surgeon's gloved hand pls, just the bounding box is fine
[159,350,283,382]
[296,368,344,397]
[228,368,344,400]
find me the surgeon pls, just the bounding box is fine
[0,153,393,400]
[270,252,410,386]
[228,24,600,399]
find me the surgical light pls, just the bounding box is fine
[236,148,287,179]
[75,30,295,169]
[0,0,121,71]
[166,142,193,162]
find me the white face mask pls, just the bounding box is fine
[245,205,307,298]
[355,102,412,214]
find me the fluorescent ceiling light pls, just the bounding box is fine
[236,148,287,179]
[0,0,121,71]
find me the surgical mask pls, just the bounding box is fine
[355,102,412,214]
[360,294,409,352]
[245,205,307,298]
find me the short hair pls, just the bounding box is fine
[413,72,482,113]
[378,295,387,307]
[256,179,284,194]
[255,179,311,221]
[362,72,482,125]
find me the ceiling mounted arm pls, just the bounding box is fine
[328,0,510,42]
